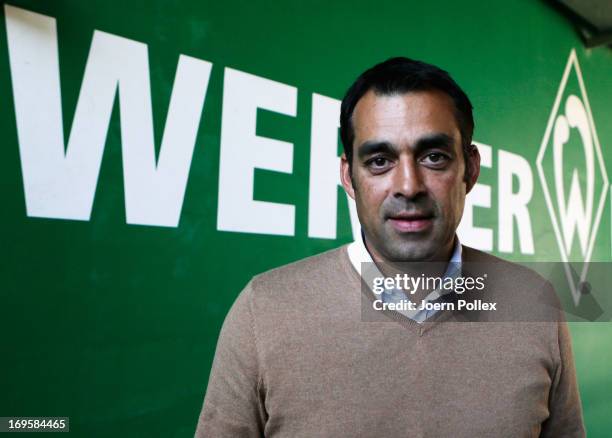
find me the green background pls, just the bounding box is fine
[1,0,611,436]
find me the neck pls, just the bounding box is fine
[363,234,456,279]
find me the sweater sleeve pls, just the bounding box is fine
[540,320,585,438]
[195,281,266,438]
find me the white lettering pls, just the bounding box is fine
[5,5,211,226]
[553,95,594,255]
[457,142,493,251]
[308,93,360,240]
[498,149,535,253]
[217,68,296,235]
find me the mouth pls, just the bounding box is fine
[387,212,434,233]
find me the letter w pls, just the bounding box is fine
[5,5,212,226]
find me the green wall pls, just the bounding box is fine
[1,0,611,436]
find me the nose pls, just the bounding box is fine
[393,156,426,200]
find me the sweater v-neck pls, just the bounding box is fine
[338,243,457,336]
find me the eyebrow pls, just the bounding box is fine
[356,140,395,159]
[356,133,456,159]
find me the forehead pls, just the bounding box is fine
[352,89,461,146]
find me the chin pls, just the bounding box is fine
[382,244,436,263]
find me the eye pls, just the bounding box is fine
[421,152,450,168]
[371,157,388,167]
[365,156,392,172]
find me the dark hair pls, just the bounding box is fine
[340,57,474,179]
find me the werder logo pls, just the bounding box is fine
[536,49,609,305]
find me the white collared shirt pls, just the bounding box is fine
[348,232,462,323]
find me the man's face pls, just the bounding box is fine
[341,89,480,262]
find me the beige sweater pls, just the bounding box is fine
[196,245,585,437]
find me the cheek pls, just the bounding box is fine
[429,174,466,213]
[359,188,384,214]
[354,177,389,217]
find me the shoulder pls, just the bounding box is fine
[247,244,353,301]
[254,243,348,280]
[231,244,357,339]
[462,245,561,320]
[461,244,545,284]
[222,245,350,324]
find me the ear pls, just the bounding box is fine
[465,144,481,194]
[340,153,356,200]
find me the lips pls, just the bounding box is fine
[387,212,434,233]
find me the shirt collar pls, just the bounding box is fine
[347,230,462,281]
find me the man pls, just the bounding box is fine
[196,58,585,437]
